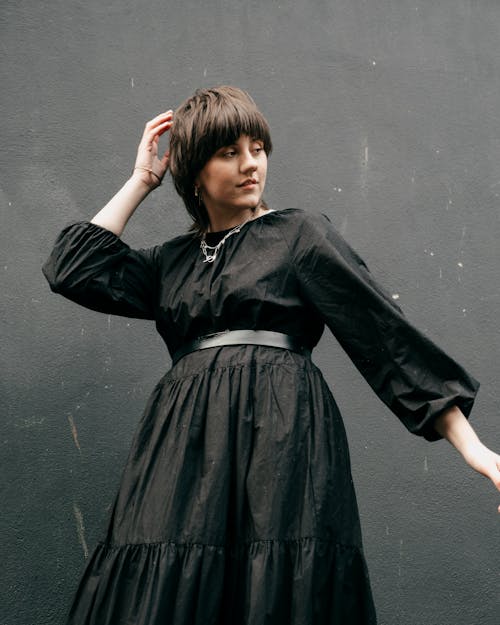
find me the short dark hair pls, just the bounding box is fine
[169,86,272,233]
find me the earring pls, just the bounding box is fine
[194,186,202,207]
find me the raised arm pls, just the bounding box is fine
[42,112,175,319]
[90,111,173,236]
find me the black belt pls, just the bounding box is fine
[171,330,311,365]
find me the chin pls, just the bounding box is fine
[246,195,264,210]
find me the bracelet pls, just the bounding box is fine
[133,166,163,186]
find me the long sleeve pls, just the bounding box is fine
[290,211,479,441]
[42,221,160,320]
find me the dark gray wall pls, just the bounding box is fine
[1,1,499,624]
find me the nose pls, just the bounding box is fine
[239,149,258,173]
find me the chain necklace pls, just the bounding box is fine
[200,219,250,263]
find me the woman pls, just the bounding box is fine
[43,86,500,625]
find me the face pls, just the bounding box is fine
[196,134,268,217]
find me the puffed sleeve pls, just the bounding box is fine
[42,221,160,320]
[291,212,479,441]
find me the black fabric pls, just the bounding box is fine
[42,208,479,625]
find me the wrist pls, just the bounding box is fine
[435,406,481,455]
[131,166,162,191]
[460,438,487,461]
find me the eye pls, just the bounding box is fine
[223,149,237,157]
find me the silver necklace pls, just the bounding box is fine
[200,219,250,263]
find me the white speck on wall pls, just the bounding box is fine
[203,68,207,77]
[371,60,376,66]
[462,308,467,316]
[130,77,134,88]
[392,293,400,300]
[73,504,89,559]
[439,268,442,279]
[457,262,463,268]
[108,315,112,330]
[424,456,428,472]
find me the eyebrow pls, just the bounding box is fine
[217,137,264,151]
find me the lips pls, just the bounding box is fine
[238,178,258,187]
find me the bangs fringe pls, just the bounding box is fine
[187,88,272,171]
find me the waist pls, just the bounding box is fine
[171,330,311,366]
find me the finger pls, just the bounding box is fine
[142,119,173,143]
[144,111,174,133]
[146,109,173,124]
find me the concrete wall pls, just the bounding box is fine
[1,1,499,623]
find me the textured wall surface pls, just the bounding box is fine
[1,1,499,624]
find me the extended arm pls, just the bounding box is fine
[90,110,173,236]
[434,406,500,512]
[287,212,499,511]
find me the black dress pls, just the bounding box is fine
[42,208,479,625]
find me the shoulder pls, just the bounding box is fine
[269,208,349,253]
[159,231,197,250]
[269,207,338,236]
[150,231,198,269]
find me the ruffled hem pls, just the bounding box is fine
[68,537,376,625]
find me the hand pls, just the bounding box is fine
[133,110,173,189]
[461,441,500,513]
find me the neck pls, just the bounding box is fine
[206,205,267,232]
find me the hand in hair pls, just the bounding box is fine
[133,111,173,189]
[89,111,173,236]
